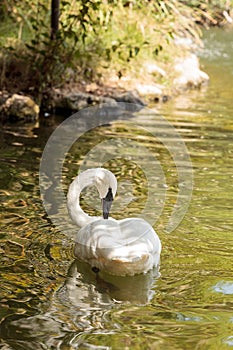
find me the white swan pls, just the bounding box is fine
[67,168,161,276]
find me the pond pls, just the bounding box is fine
[0,27,233,349]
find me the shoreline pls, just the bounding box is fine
[0,50,209,123]
[0,2,232,123]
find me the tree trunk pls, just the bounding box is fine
[51,0,60,40]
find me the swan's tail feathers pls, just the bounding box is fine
[111,253,148,263]
[102,252,158,276]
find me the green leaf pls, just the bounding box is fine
[134,46,140,56]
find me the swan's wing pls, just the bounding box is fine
[118,218,161,258]
[74,218,161,276]
[74,218,122,259]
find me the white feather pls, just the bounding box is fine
[67,168,161,276]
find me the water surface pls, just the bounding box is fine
[0,27,233,349]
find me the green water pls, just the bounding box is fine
[0,27,233,349]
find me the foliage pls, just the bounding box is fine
[0,0,109,97]
[0,0,232,97]
[182,0,233,25]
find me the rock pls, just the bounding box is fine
[0,92,10,119]
[223,10,233,24]
[0,91,10,107]
[64,92,95,110]
[143,62,166,77]
[173,54,209,90]
[112,91,145,106]
[1,94,39,122]
[136,83,164,99]
[48,88,147,115]
[50,89,118,113]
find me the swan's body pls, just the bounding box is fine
[67,168,161,276]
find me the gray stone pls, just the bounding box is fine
[111,91,146,106]
[50,89,117,112]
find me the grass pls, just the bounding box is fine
[0,0,232,97]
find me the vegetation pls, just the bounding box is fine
[0,0,232,102]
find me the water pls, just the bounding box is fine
[0,27,233,349]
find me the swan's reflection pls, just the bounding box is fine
[61,259,160,306]
[0,260,160,349]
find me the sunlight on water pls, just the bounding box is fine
[213,282,233,295]
[0,27,233,349]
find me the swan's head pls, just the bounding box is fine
[94,168,117,219]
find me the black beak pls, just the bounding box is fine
[102,187,113,219]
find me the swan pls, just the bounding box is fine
[67,168,161,276]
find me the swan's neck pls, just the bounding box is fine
[67,170,98,227]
